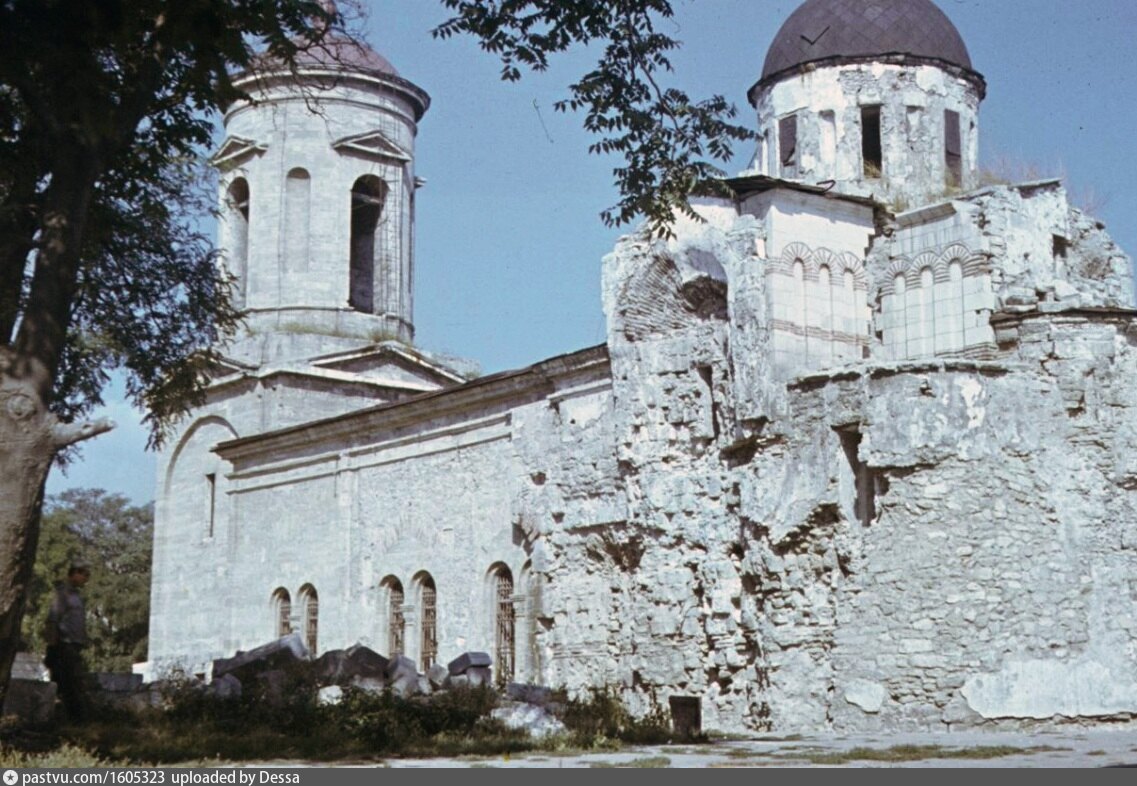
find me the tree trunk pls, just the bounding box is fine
[0,366,56,711]
[0,153,112,710]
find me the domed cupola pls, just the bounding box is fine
[212,19,430,365]
[747,0,985,208]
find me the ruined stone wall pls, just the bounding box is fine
[574,208,1137,733]
[751,64,981,207]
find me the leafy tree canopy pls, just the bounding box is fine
[0,0,343,708]
[22,489,153,673]
[433,0,757,237]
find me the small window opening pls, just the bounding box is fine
[387,580,405,656]
[861,106,882,178]
[225,179,250,308]
[695,365,720,440]
[838,429,876,527]
[1053,235,1069,261]
[273,589,292,638]
[350,175,386,313]
[206,473,216,538]
[419,576,438,671]
[779,115,798,178]
[944,110,962,187]
[300,585,318,654]
[493,566,515,686]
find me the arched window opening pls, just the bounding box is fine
[417,574,437,671]
[272,588,291,638]
[892,273,908,359]
[226,178,250,308]
[946,260,965,353]
[350,175,386,313]
[919,267,935,357]
[383,577,405,657]
[284,168,311,273]
[945,110,962,187]
[299,584,318,654]
[861,105,883,178]
[492,565,515,686]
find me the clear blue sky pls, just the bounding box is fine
[47,0,1137,504]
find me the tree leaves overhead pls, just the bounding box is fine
[434,0,756,236]
[0,0,339,441]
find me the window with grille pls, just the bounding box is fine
[494,568,515,686]
[273,589,291,638]
[300,585,318,654]
[419,576,437,671]
[388,581,405,656]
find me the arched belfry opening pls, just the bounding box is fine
[350,175,387,313]
[225,178,250,307]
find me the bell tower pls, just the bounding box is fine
[213,32,430,365]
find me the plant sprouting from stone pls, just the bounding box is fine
[433,1,757,237]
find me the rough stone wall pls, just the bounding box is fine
[567,201,1137,733]
[750,64,981,207]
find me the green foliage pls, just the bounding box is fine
[21,489,153,672]
[433,1,756,237]
[0,743,123,769]
[560,687,673,747]
[0,0,340,443]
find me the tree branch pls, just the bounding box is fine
[51,416,114,449]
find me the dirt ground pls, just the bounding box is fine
[245,728,1137,768]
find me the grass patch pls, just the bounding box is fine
[3,676,684,765]
[722,748,768,760]
[777,744,1065,765]
[1087,750,1107,756]
[590,756,671,768]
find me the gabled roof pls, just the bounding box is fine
[211,136,268,169]
[332,129,411,163]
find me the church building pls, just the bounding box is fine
[148,0,1137,732]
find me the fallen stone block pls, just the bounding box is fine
[427,663,449,690]
[211,633,309,682]
[12,652,49,682]
[445,673,470,690]
[491,701,566,738]
[447,651,492,676]
[465,666,492,688]
[209,673,242,700]
[345,644,388,680]
[254,669,289,707]
[318,685,344,706]
[312,649,349,684]
[349,676,387,695]
[385,654,417,681]
[506,682,552,706]
[1,679,57,725]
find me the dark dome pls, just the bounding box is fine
[293,34,399,77]
[760,0,974,83]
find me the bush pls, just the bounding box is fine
[560,688,672,747]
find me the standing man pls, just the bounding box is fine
[44,564,91,722]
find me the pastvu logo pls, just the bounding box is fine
[3,769,18,785]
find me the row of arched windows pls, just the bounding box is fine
[272,584,318,654]
[381,565,516,682]
[269,564,519,682]
[223,173,389,313]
